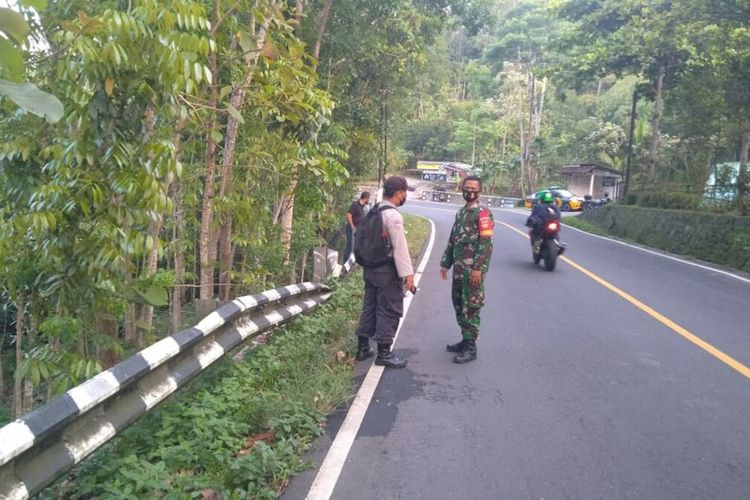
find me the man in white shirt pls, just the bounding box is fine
[354,176,415,368]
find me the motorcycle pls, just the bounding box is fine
[532,219,565,271]
[582,193,610,211]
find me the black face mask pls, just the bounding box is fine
[398,193,406,207]
[463,190,478,202]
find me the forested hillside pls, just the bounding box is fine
[1,0,749,421]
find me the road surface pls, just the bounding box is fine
[284,201,750,500]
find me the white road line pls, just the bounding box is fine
[498,209,750,285]
[306,217,437,500]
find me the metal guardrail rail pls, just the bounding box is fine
[0,282,333,499]
[418,190,522,208]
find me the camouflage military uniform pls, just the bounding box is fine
[440,205,494,340]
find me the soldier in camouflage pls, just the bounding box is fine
[439,175,494,363]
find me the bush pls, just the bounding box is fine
[623,191,701,210]
[579,205,750,272]
[49,275,364,499]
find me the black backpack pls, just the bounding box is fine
[354,204,395,268]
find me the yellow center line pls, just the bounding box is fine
[497,220,750,380]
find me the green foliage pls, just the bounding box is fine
[20,345,103,393]
[49,274,364,498]
[622,191,701,211]
[579,204,750,272]
[0,2,63,121]
[403,213,431,260]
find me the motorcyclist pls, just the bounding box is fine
[526,191,561,253]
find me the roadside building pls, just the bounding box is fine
[562,163,624,200]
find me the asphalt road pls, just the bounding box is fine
[285,201,750,500]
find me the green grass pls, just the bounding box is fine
[573,205,750,272]
[48,276,365,499]
[403,213,431,263]
[563,214,609,237]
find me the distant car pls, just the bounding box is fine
[524,187,584,211]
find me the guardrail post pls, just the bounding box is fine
[313,247,339,283]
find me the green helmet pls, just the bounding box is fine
[540,191,554,204]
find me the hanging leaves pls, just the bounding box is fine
[0,3,64,121]
[0,79,64,122]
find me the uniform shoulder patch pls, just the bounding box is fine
[478,207,494,237]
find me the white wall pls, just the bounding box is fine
[566,173,621,199]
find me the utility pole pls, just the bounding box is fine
[471,121,476,166]
[375,101,385,203]
[624,88,638,198]
[384,102,388,177]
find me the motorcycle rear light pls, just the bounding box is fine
[547,222,559,231]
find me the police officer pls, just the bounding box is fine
[354,176,415,368]
[439,175,494,364]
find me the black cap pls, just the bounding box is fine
[383,175,415,193]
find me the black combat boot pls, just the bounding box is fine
[446,338,466,353]
[452,339,477,364]
[375,343,407,368]
[356,336,373,361]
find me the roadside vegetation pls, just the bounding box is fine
[2,0,749,461]
[45,275,362,498]
[567,206,750,273]
[403,214,432,263]
[38,216,430,497]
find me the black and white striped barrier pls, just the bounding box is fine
[418,190,521,208]
[0,282,331,499]
[340,254,356,277]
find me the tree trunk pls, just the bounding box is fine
[137,219,162,347]
[737,115,750,212]
[96,312,120,369]
[273,0,335,282]
[299,249,308,283]
[312,0,334,60]
[535,76,547,137]
[199,0,222,302]
[171,179,185,333]
[135,103,163,346]
[278,181,297,266]
[22,311,38,413]
[646,63,666,187]
[216,84,246,303]
[295,0,306,21]
[122,213,138,344]
[527,71,537,191]
[124,303,137,345]
[12,291,26,418]
[217,215,234,302]
[217,14,272,302]
[518,118,527,197]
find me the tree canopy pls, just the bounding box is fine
[1,0,748,431]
